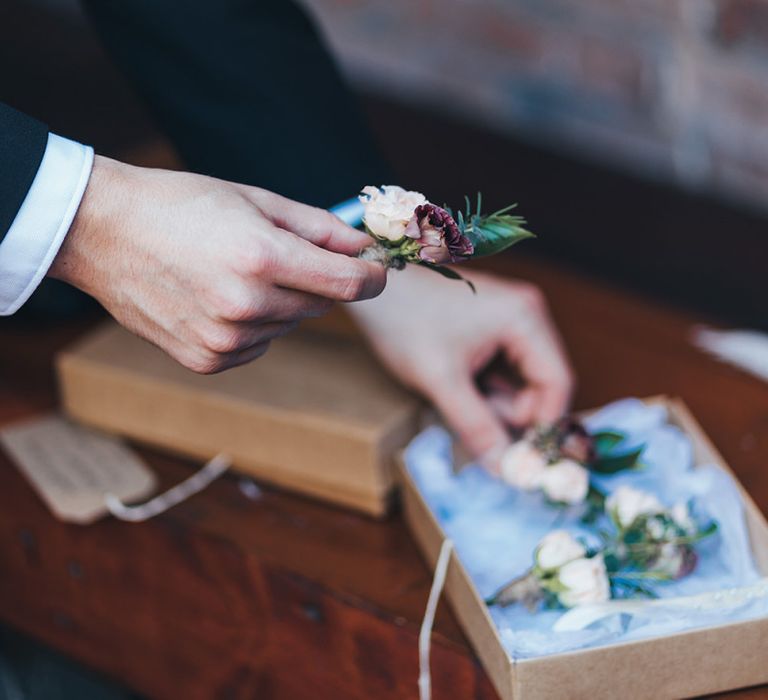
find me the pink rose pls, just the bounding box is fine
[540,459,590,505]
[500,441,548,491]
[556,554,611,607]
[535,530,586,571]
[405,203,474,264]
[606,485,663,529]
[359,185,427,241]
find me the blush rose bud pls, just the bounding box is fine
[556,554,611,607]
[540,459,590,505]
[606,485,664,529]
[500,441,548,491]
[535,530,587,571]
[359,185,427,241]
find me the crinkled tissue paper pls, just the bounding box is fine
[404,398,768,658]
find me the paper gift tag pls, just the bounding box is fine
[0,414,157,524]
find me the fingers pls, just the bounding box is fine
[502,295,574,423]
[198,320,294,356]
[183,320,298,374]
[214,341,273,372]
[269,232,387,302]
[487,385,539,426]
[249,289,334,323]
[243,187,372,256]
[229,320,298,346]
[429,372,512,471]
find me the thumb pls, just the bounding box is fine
[429,374,512,473]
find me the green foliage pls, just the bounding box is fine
[592,445,645,474]
[455,193,535,258]
[592,430,625,454]
[590,429,645,474]
[611,577,660,599]
[581,484,607,525]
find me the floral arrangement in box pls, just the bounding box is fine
[404,397,756,660]
[482,413,719,610]
[358,186,533,288]
[486,485,717,610]
[498,416,645,516]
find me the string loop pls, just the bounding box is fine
[105,454,231,522]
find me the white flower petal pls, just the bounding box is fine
[500,441,548,491]
[540,460,589,505]
[536,530,586,571]
[359,185,427,241]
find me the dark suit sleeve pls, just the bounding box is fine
[81,0,391,208]
[0,102,49,244]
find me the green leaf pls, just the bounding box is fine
[580,484,607,525]
[603,552,621,574]
[466,212,535,258]
[418,262,476,293]
[610,578,658,599]
[692,520,719,541]
[592,430,625,455]
[591,445,645,474]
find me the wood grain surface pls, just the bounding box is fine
[1,253,767,699]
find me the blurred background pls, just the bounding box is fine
[2,0,766,327]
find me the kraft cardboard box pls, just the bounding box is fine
[400,397,768,700]
[57,323,422,517]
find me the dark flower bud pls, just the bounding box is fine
[408,203,474,264]
[556,417,596,464]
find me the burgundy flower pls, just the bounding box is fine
[407,203,474,264]
[555,417,596,464]
[652,543,698,580]
[676,546,698,579]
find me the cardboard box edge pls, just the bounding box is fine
[399,396,768,699]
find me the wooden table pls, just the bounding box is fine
[1,255,767,699]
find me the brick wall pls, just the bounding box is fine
[301,0,768,212]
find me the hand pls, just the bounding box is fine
[349,265,574,469]
[50,156,386,373]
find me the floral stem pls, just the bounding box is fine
[358,242,406,270]
[486,571,543,610]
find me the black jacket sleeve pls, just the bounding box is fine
[0,102,49,244]
[81,0,391,208]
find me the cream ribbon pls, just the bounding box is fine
[419,539,454,700]
[554,577,768,632]
[105,454,231,522]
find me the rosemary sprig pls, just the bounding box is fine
[452,193,535,259]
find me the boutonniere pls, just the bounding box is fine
[358,185,533,290]
[498,417,645,509]
[486,490,717,610]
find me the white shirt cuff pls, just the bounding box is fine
[0,133,94,315]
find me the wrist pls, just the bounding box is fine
[48,154,127,294]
